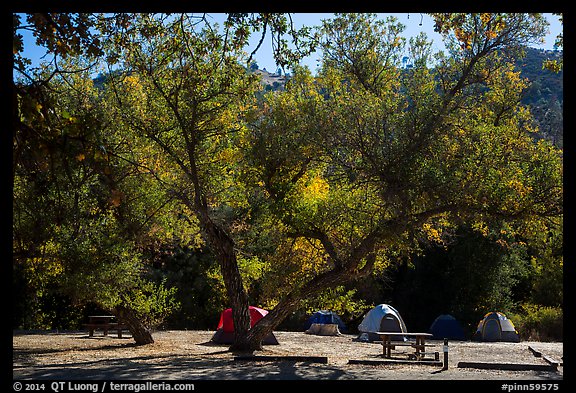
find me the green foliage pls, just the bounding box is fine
[13,259,87,330]
[149,247,226,329]
[508,304,563,341]
[430,13,548,55]
[523,221,563,307]
[119,278,180,329]
[300,286,369,323]
[318,13,406,95]
[371,225,529,331]
[13,49,183,332]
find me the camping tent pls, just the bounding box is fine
[304,310,347,334]
[210,306,279,345]
[472,311,520,342]
[429,314,467,340]
[357,304,407,341]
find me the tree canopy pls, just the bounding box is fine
[13,13,562,349]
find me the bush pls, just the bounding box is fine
[509,304,563,341]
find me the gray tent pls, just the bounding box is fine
[472,311,520,342]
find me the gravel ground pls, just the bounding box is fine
[13,330,563,381]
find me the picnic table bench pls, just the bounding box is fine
[84,315,128,338]
[376,332,438,361]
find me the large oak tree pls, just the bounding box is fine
[14,13,562,351]
[235,13,562,349]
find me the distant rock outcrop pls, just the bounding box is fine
[252,68,287,92]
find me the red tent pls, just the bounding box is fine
[211,306,279,345]
[217,306,269,332]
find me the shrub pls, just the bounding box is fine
[509,304,563,341]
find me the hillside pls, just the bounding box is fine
[516,47,563,147]
[517,47,563,105]
[253,68,287,92]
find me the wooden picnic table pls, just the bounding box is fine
[89,315,115,324]
[85,315,128,338]
[377,332,435,360]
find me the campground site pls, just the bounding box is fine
[13,329,562,381]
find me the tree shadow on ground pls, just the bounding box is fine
[13,354,349,380]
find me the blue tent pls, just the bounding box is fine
[304,310,347,333]
[429,314,467,340]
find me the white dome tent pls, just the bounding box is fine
[357,304,408,342]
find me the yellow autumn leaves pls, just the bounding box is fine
[285,171,330,215]
[444,13,509,50]
[301,173,330,203]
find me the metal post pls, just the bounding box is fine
[442,338,449,370]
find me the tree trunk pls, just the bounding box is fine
[115,305,154,345]
[197,210,251,349]
[235,265,354,351]
[220,246,251,350]
[238,251,379,352]
[243,298,300,352]
[183,133,251,349]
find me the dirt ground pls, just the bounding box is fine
[13,330,563,381]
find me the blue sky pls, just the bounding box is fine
[18,13,562,75]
